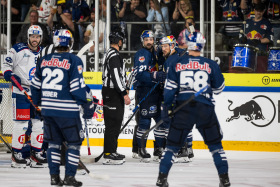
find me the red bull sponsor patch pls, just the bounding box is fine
[139,56,145,62]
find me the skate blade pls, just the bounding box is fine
[11,162,27,168]
[176,157,190,163]
[102,159,124,165]
[140,158,150,163]
[153,156,161,162]
[30,161,48,168]
[77,169,87,175]
[132,153,140,159]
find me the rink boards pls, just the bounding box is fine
[83,72,280,152]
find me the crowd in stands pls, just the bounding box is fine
[1,0,280,54]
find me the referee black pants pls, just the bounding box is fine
[102,87,125,153]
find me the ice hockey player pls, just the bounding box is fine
[133,30,166,162]
[30,29,95,186]
[102,28,131,165]
[3,25,47,168]
[156,31,230,187]
[158,35,194,163]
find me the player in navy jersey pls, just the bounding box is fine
[3,25,46,168]
[156,32,230,187]
[133,30,166,162]
[31,29,95,186]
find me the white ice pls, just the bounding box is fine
[0,146,279,187]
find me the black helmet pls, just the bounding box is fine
[109,28,125,44]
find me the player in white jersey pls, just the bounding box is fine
[3,25,47,168]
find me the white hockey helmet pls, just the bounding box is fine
[186,31,206,51]
[53,29,74,49]
[27,25,43,45]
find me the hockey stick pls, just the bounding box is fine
[10,77,108,179]
[93,82,160,163]
[84,119,91,155]
[11,76,41,114]
[141,85,209,154]
[92,102,116,110]
[77,41,94,58]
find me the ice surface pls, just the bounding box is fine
[0,146,279,187]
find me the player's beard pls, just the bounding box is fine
[30,40,39,48]
[145,43,153,50]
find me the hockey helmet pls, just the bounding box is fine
[159,35,176,46]
[27,25,43,45]
[186,31,206,51]
[109,29,125,44]
[140,30,154,42]
[53,29,74,49]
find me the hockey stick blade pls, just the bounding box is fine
[77,41,93,58]
[141,85,209,154]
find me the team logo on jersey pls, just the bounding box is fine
[247,30,262,39]
[149,105,157,114]
[141,109,148,116]
[78,65,83,74]
[260,24,267,30]
[226,95,276,127]
[176,61,212,74]
[41,58,71,70]
[139,56,145,62]
[23,53,30,58]
[29,67,36,80]
[18,134,26,144]
[5,57,13,63]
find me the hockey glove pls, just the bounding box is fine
[4,71,21,87]
[82,102,95,119]
[151,71,166,83]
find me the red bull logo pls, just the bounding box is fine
[139,56,145,62]
[247,30,262,40]
[260,24,267,30]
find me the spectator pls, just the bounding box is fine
[84,8,106,53]
[31,0,57,23]
[171,0,194,38]
[218,0,243,51]
[1,0,21,45]
[241,0,269,19]
[47,7,80,50]
[66,0,90,22]
[244,3,274,52]
[161,0,176,22]
[177,16,197,49]
[266,0,280,46]
[119,0,148,51]
[16,10,50,47]
[146,0,171,40]
[21,0,30,22]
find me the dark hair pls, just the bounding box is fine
[254,3,266,11]
[30,10,39,16]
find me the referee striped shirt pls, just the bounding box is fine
[102,47,127,96]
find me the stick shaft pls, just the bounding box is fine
[84,119,91,155]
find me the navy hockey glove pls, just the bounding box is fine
[82,102,95,119]
[4,71,21,87]
[151,71,166,82]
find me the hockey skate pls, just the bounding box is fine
[51,174,63,186]
[153,147,164,162]
[138,148,151,163]
[187,147,194,161]
[156,172,169,187]
[116,152,126,162]
[11,151,27,168]
[63,175,82,187]
[132,152,140,159]
[103,153,124,165]
[30,150,48,168]
[219,173,231,187]
[176,145,190,163]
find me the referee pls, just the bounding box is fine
[102,29,131,165]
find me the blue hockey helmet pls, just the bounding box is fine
[186,31,206,51]
[53,29,74,49]
[140,30,154,42]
